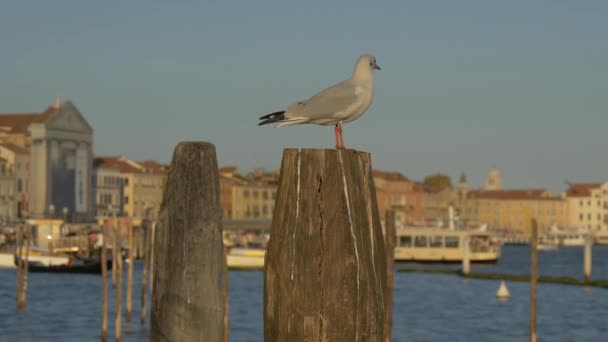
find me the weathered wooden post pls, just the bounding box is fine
[149,221,156,295]
[101,224,109,342]
[16,225,23,310]
[17,225,33,311]
[584,233,592,283]
[384,210,396,342]
[24,227,32,299]
[114,221,123,342]
[140,221,150,325]
[112,216,117,289]
[223,248,229,342]
[264,149,387,341]
[462,235,470,276]
[151,142,225,342]
[126,220,134,322]
[529,219,538,342]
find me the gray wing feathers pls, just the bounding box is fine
[285,80,359,121]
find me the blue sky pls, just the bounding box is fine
[1,1,607,192]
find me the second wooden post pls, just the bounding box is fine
[150,142,225,342]
[264,149,387,341]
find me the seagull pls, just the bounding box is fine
[258,54,380,149]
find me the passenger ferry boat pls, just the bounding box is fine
[541,227,590,247]
[395,227,501,263]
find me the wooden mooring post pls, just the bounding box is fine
[462,235,470,276]
[16,224,31,312]
[114,220,123,342]
[140,220,151,325]
[126,220,134,322]
[264,149,387,341]
[529,219,538,342]
[584,233,592,283]
[151,142,225,342]
[101,223,109,341]
[384,210,396,342]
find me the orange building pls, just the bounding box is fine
[373,170,424,226]
[464,189,568,234]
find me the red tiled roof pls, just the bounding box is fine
[467,189,560,201]
[373,170,410,182]
[0,106,56,134]
[138,160,169,174]
[0,142,28,154]
[564,183,602,198]
[94,157,142,174]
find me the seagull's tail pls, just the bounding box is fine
[258,111,286,126]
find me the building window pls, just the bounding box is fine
[588,213,591,220]
[263,205,268,215]
[272,192,277,200]
[263,191,268,200]
[244,190,250,198]
[17,179,22,192]
[253,191,259,198]
[125,196,129,204]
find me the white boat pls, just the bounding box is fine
[394,227,501,263]
[226,248,265,270]
[537,243,559,251]
[542,227,589,247]
[0,247,70,269]
[594,232,608,245]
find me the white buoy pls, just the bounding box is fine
[496,280,510,299]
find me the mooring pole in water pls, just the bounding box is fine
[462,235,470,276]
[101,223,109,341]
[140,220,150,325]
[529,219,538,342]
[264,149,387,341]
[150,142,225,342]
[385,209,396,342]
[126,220,134,323]
[114,220,123,342]
[584,233,592,283]
[16,225,23,311]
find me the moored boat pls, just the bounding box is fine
[14,255,112,274]
[395,227,501,263]
[227,248,265,270]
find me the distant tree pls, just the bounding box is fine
[423,174,452,191]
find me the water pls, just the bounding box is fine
[0,246,607,341]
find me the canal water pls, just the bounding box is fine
[0,245,607,341]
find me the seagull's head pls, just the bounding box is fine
[358,54,381,72]
[353,54,380,79]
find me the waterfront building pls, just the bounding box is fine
[0,158,17,222]
[0,98,94,221]
[464,189,568,234]
[373,170,424,226]
[92,158,126,217]
[0,143,29,219]
[483,167,503,191]
[93,157,168,220]
[562,182,608,232]
[220,167,278,220]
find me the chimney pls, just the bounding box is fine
[55,96,61,109]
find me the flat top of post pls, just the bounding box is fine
[283,148,370,156]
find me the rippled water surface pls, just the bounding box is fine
[1,245,607,341]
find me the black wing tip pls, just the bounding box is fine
[258,111,285,126]
[259,110,285,120]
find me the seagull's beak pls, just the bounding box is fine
[374,64,381,71]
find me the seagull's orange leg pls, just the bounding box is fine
[338,122,346,149]
[334,124,341,149]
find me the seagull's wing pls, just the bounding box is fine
[285,80,360,122]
